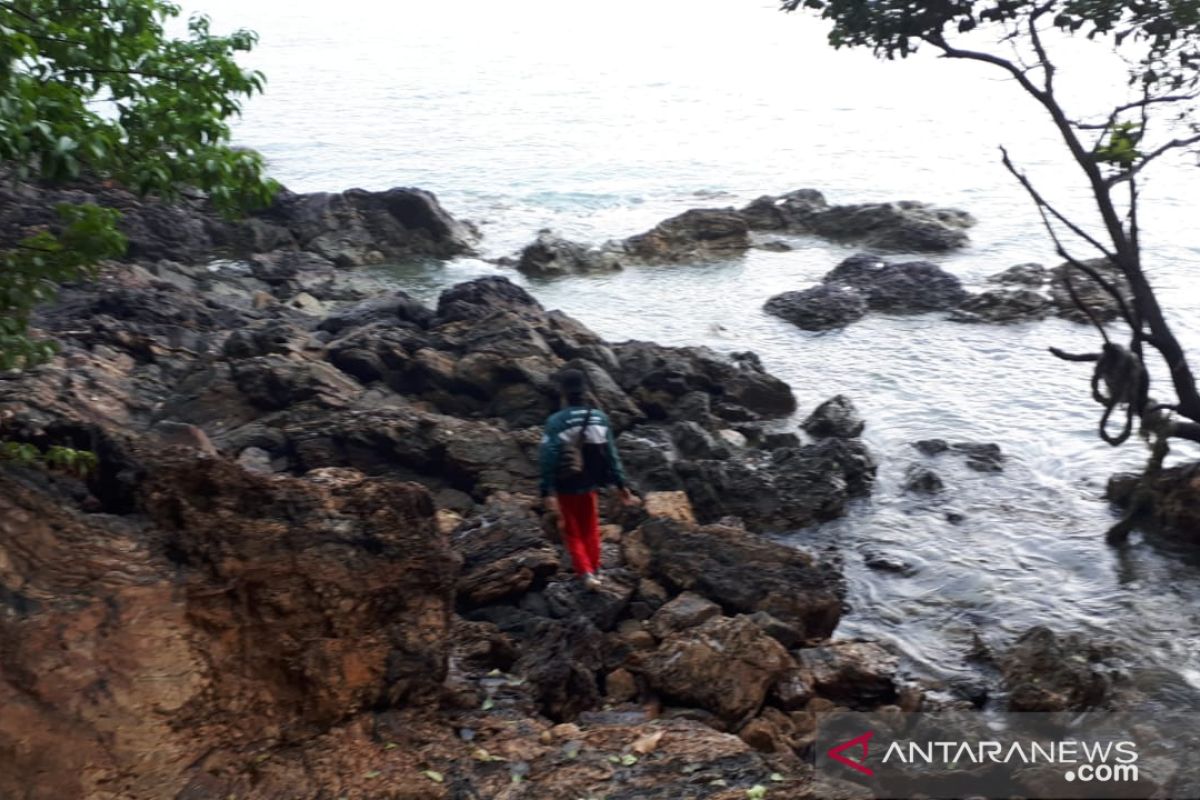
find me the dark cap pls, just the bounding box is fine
[555,368,588,398]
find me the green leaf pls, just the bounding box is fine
[619,754,638,766]
[747,786,768,800]
[422,770,444,783]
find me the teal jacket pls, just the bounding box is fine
[539,406,628,496]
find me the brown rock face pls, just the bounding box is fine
[0,451,457,800]
[634,615,792,725]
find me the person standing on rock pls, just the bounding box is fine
[540,368,638,589]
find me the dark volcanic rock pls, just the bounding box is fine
[630,517,845,640]
[802,395,865,439]
[0,176,476,268]
[678,438,876,531]
[739,191,973,252]
[316,290,433,334]
[763,284,868,331]
[1107,465,1200,543]
[820,254,968,313]
[622,208,750,262]
[796,641,899,709]
[988,262,1048,287]
[516,230,623,276]
[903,465,945,494]
[950,289,1052,323]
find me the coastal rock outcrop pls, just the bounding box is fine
[622,207,751,262]
[739,189,975,252]
[0,175,477,269]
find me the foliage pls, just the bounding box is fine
[0,440,98,476]
[0,0,278,370]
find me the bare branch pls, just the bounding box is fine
[1000,147,1116,259]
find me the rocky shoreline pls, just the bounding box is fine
[0,179,1177,798]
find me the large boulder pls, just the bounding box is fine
[612,341,796,422]
[622,208,750,263]
[1000,627,1115,711]
[1107,466,1200,544]
[633,615,792,724]
[764,284,869,331]
[257,186,477,265]
[515,230,623,276]
[795,641,900,709]
[823,256,968,312]
[629,518,845,640]
[802,395,865,439]
[678,437,877,531]
[453,498,561,607]
[0,452,457,799]
[739,190,973,252]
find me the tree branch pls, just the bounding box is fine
[1107,133,1200,187]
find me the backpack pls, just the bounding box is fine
[555,408,611,491]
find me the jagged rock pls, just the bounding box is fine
[740,191,973,251]
[1049,258,1130,323]
[903,465,945,494]
[764,284,869,331]
[1000,627,1114,711]
[612,341,796,421]
[988,262,1047,286]
[0,176,476,268]
[677,437,876,531]
[316,290,433,334]
[0,451,457,798]
[516,230,623,276]
[796,641,900,709]
[950,289,1052,323]
[647,592,722,639]
[631,518,844,640]
[824,256,968,312]
[622,208,751,262]
[633,615,792,724]
[605,668,639,703]
[257,186,477,265]
[671,420,728,459]
[802,395,865,439]
[1107,465,1200,543]
[746,611,805,649]
[453,498,560,607]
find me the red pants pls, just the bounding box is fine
[558,491,600,576]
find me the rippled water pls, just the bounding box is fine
[189,0,1200,705]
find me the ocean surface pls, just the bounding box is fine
[186,0,1200,706]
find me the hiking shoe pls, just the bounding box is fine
[582,574,602,591]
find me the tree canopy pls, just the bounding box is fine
[0,0,277,370]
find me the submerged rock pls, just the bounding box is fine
[763,284,868,331]
[802,394,865,439]
[516,229,623,276]
[740,190,974,252]
[1000,626,1116,711]
[988,262,1047,286]
[826,258,968,312]
[950,288,1052,323]
[622,207,750,262]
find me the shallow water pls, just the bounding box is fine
[188,0,1200,705]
